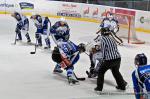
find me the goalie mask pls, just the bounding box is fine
[101,27,111,36]
[134,53,147,66]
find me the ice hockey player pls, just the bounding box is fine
[11,11,31,43]
[50,17,70,44]
[84,41,103,78]
[96,12,123,45]
[132,53,150,99]
[30,14,51,49]
[51,41,85,85]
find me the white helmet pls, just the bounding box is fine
[60,17,66,23]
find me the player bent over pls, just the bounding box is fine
[52,41,85,84]
[132,53,150,99]
[86,45,102,78]
[11,12,31,43]
[50,17,70,44]
[30,14,51,49]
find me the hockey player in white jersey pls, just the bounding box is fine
[50,17,70,44]
[11,12,31,43]
[84,40,103,78]
[30,14,51,49]
[132,53,150,99]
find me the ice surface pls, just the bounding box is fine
[1,14,150,99]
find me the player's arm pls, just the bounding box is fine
[50,22,60,34]
[132,71,143,99]
[100,38,106,60]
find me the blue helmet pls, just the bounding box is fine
[134,53,147,66]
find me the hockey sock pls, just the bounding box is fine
[25,33,31,42]
[17,32,22,40]
[36,33,42,46]
[45,37,51,48]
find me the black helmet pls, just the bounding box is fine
[101,27,111,36]
[134,53,147,66]
[78,43,86,53]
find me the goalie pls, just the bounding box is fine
[96,12,123,45]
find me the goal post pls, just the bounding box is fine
[113,13,145,44]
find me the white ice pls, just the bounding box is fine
[1,14,150,99]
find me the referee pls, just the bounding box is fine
[94,27,127,91]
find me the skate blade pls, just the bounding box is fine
[68,82,80,86]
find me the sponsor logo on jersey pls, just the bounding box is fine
[19,2,34,10]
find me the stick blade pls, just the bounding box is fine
[76,77,86,81]
[30,52,35,54]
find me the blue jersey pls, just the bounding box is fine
[58,41,79,65]
[50,21,70,41]
[132,65,150,99]
[32,15,51,34]
[34,15,43,29]
[14,12,29,30]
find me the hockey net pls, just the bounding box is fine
[113,13,145,44]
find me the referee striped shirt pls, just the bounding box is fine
[101,35,121,60]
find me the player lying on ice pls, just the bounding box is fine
[132,53,150,99]
[51,40,85,85]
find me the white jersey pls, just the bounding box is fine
[100,17,119,33]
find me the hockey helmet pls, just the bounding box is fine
[60,17,66,22]
[60,17,67,25]
[78,43,86,53]
[101,27,111,36]
[134,53,147,66]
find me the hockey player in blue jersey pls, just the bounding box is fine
[30,14,51,49]
[52,41,85,84]
[132,53,150,99]
[50,17,70,44]
[11,12,31,43]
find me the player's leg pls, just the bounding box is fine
[15,27,22,41]
[53,64,63,73]
[42,32,51,49]
[22,19,31,43]
[66,67,78,84]
[87,52,96,78]
[110,58,127,90]
[35,29,42,46]
[95,61,109,91]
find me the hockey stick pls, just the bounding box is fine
[13,32,17,45]
[110,33,123,45]
[30,39,38,54]
[73,72,86,81]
